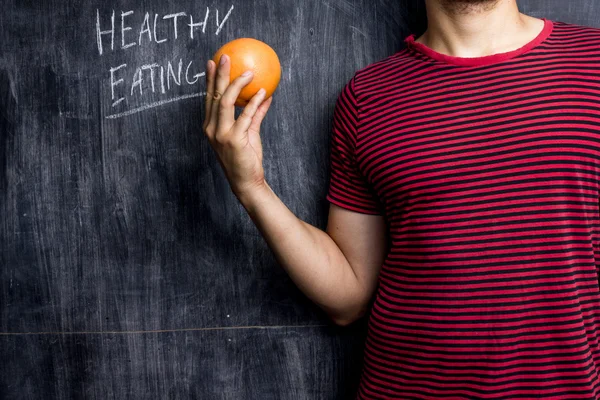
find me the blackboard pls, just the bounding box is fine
[0,1,598,399]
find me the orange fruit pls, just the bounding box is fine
[212,38,281,107]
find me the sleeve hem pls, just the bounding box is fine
[326,194,383,216]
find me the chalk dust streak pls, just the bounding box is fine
[0,324,328,335]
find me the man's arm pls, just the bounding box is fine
[202,55,387,325]
[239,182,387,326]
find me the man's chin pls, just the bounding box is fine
[439,0,500,14]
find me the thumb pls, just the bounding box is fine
[248,97,272,134]
[248,97,272,162]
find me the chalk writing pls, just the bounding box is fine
[97,5,235,119]
[105,92,207,120]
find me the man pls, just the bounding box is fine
[202,0,600,398]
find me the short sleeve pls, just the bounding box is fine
[325,76,383,215]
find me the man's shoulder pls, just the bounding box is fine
[548,20,600,64]
[551,20,600,41]
[349,49,413,95]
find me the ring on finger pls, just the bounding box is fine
[213,90,223,100]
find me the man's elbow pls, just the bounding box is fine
[331,315,359,327]
[329,306,368,327]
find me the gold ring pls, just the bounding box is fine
[213,91,223,100]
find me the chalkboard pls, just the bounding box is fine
[0,1,598,399]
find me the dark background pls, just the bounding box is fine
[0,1,598,399]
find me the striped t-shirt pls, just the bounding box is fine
[326,18,600,399]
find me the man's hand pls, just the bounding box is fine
[203,54,273,199]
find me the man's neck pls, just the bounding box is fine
[417,0,544,58]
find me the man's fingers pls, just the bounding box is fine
[203,60,216,133]
[210,54,231,134]
[232,89,267,135]
[218,71,256,130]
[204,54,273,146]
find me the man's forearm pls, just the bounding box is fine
[236,182,366,324]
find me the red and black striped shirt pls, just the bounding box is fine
[326,18,600,399]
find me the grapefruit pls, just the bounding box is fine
[212,38,281,107]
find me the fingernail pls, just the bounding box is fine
[258,88,266,96]
[220,55,227,65]
[242,70,253,77]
